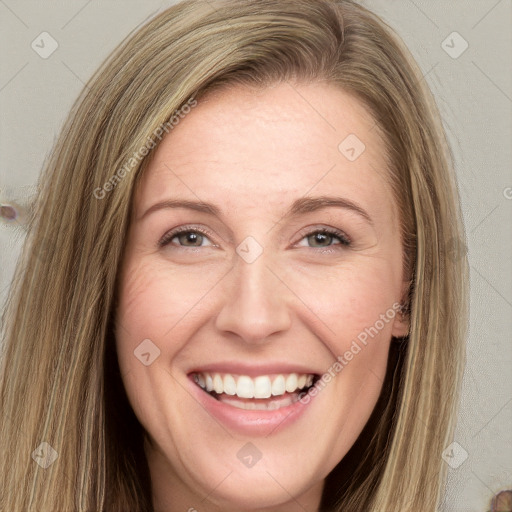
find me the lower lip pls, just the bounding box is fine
[188,377,317,436]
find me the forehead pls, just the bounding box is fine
[135,82,395,223]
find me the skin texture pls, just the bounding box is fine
[114,82,409,512]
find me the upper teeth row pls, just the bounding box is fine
[194,372,314,399]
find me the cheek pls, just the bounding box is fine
[114,255,225,372]
[291,258,401,345]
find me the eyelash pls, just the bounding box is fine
[158,225,351,251]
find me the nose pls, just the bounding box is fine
[214,250,292,344]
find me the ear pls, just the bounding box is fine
[391,279,412,338]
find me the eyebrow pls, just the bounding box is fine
[139,195,373,225]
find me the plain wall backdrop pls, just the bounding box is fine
[1,1,511,510]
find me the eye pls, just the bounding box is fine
[159,226,215,248]
[158,226,350,250]
[296,228,351,249]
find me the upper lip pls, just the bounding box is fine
[187,361,321,377]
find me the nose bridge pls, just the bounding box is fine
[214,245,291,343]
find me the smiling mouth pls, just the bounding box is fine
[191,372,319,411]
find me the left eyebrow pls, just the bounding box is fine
[287,195,373,225]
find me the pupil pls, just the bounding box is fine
[311,233,330,246]
[182,232,201,246]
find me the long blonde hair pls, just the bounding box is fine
[0,1,468,510]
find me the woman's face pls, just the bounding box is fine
[115,82,409,512]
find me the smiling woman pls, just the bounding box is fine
[0,1,468,512]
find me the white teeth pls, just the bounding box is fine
[193,371,315,399]
[213,374,223,394]
[218,393,300,410]
[223,374,237,395]
[271,375,286,396]
[205,374,213,392]
[254,376,272,399]
[285,373,298,393]
[237,376,254,398]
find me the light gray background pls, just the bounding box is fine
[1,1,511,510]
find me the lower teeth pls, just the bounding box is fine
[211,391,304,410]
